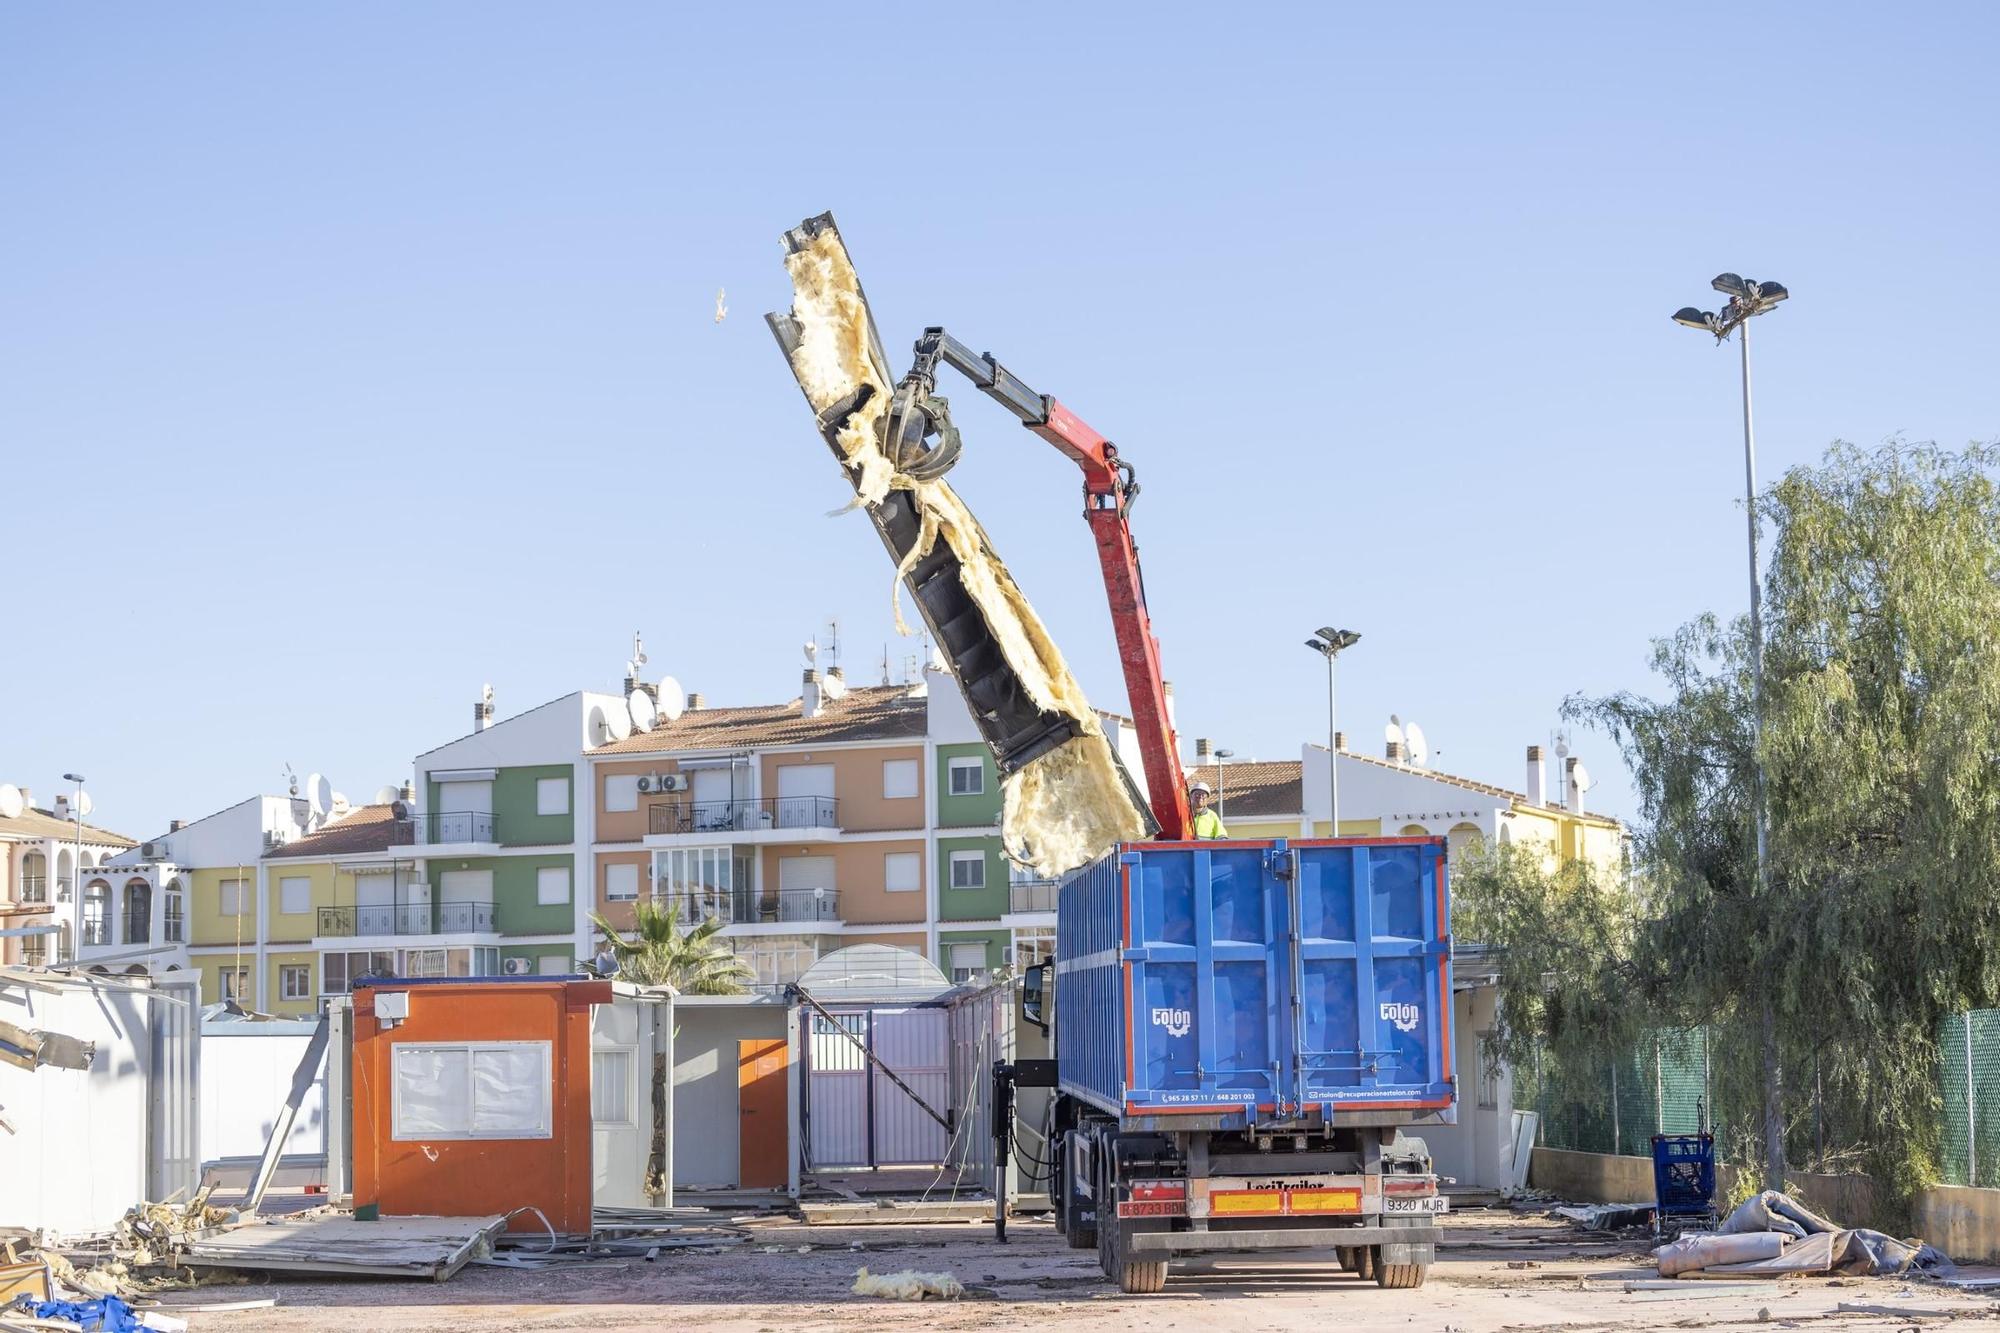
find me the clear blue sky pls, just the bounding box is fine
[5,4,1995,839]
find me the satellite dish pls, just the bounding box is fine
[307,773,332,817]
[628,689,658,733]
[374,785,399,805]
[391,799,411,820]
[1572,762,1593,793]
[586,703,612,746]
[330,791,351,816]
[1384,719,1405,748]
[1404,722,1429,767]
[0,784,21,819]
[75,791,95,817]
[656,675,686,723]
[605,703,633,742]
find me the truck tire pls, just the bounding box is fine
[1374,1260,1427,1289]
[1097,1149,1168,1294]
[1347,1245,1375,1281]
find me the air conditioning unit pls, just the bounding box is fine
[262,831,285,850]
[636,774,662,795]
[502,956,533,976]
[141,841,165,861]
[661,774,690,792]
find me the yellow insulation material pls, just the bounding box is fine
[782,230,1147,876]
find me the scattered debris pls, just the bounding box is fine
[177,1213,509,1282]
[1655,1190,1955,1279]
[1554,1202,1654,1232]
[851,1266,963,1301]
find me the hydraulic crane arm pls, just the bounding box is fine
[892,329,1191,840]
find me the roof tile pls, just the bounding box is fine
[593,684,925,754]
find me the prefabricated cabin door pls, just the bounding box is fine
[738,1038,789,1190]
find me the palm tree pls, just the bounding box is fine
[588,898,752,994]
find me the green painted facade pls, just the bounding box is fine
[500,943,578,972]
[935,743,1001,829]
[422,852,576,936]
[495,764,574,846]
[938,928,1008,974]
[425,764,574,849]
[937,835,1006,922]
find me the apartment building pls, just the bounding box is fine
[1180,735,1625,874]
[0,785,137,967]
[589,669,933,989]
[146,793,324,1002]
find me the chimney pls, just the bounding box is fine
[1194,737,1212,764]
[401,781,416,803]
[168,819,184,833]
[1565,756,1584,814]
[823,665,848,701]
[18,788,30,809]
[1162,680,1179,750]
[1526,745,1546,807]
[1333,732,1347,752]
[1385,740,1406,763]
[688,691,705,711]
[473,684,495,733]
[802,668,823,719]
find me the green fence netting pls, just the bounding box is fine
[1937,1010,2000,1189]
[1525,1029,1711,1157]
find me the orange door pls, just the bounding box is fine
[738,1038,789,1189]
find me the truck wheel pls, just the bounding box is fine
[1351,1245,1376,1281]
[1374,1261,1427,1289]
[1099,1154,1168,1294]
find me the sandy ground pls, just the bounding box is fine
[149,1209,2000,1333]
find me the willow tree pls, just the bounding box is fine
[1567,441,2000,1194]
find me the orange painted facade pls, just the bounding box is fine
[351,978,611,1233]
[591,848,652,929]
[760,840,925,927]
[593,758,682,844]
[761,746,922,834]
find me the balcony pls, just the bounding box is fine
[1009,878,1060,914]
[669,888,841,927]
[317,900,495,938]
[647,796,839,839]
[19,875,46,904]
[404,811,498,846]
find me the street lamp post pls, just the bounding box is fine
[1304,629,1361,835]
[62,772,85,957]
[1672,272,1788,1188]
[1214,748,1235,823]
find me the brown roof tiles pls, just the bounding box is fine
[263,804,412,859]
[0,807,136,847]
[593,684,926,754]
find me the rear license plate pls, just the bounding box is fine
[1382,1195,1449,1215]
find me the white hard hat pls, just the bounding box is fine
[1188,780,1213,796]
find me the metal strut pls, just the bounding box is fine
[887,326,1192,840]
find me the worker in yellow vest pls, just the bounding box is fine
[1188,780,1229,839]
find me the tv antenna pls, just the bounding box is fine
[283,763,300,798]
[825,618,840,672]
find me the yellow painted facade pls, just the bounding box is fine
[266,949,318,1016]
[188,952,253,1005]
[187,865,258,947]
[265,861,339,946]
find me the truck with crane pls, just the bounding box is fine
[768,214,1454,1294]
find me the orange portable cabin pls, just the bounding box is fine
[350,976,611,1233]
